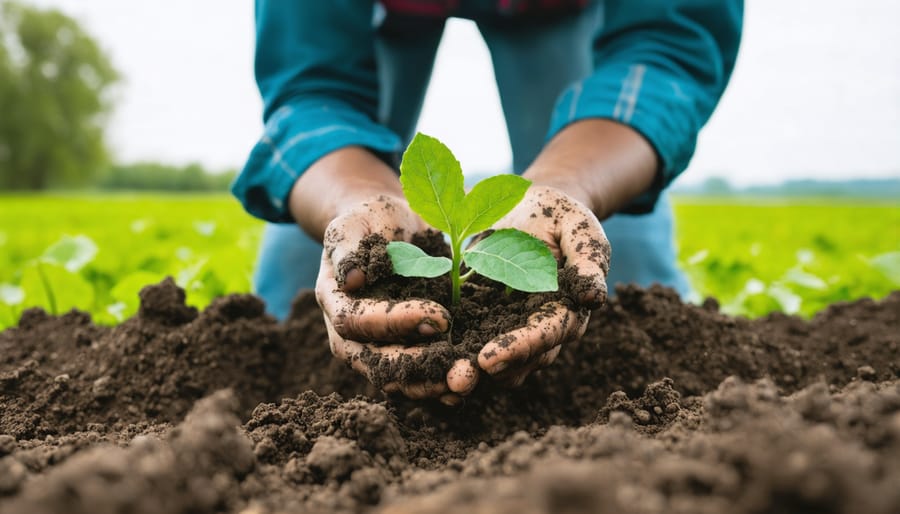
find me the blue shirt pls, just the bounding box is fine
[233,0,743,222]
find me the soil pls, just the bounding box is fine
[0,276,898,514]
[341,230,597,388]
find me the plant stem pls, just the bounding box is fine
[450,234,463,305]
[36,262,57,315]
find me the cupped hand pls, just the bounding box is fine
[315,195,477,405]
[475,185,611,387]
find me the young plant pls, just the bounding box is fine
[386,133,558,305]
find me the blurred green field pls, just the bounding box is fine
[0,194,263,328]
[673,197,900,317]
[1,194,898,329]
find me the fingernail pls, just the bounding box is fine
[342,269,365,291]
[418,323,437,336]
[490,362,508,375]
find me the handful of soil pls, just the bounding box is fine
[339,230,591,390]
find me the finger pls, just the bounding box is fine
[327,317,455,401]
[383,381,451,400]
[323,215,373,291]
[322,197,421,292]
[398,381,448,400]
[557,210,611,308]
[493,346,561,388]
[446,359,479,395]
[333,298,450,342]
[317,254,450,342]
[343,268,366,292]
[505,362,541,388]
[325,315,428,382]
[478,302,580,375]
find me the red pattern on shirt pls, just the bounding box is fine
[381,0,588,17]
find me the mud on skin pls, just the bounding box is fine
[339,230,595,388]
[0,278,897,513]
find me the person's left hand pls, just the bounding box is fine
[458,185,611,389]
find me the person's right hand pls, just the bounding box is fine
[315,195,478,405]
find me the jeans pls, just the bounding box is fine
[254,6,690,320]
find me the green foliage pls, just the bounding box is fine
[398,133,466,235]
[462,229,558,293]
[42,235,97,272]
[97,162,237,192]
[0,1,119,190]
[673,198,900,317]
[0,194,895,330]
[386,242,452,278]
[20,261,94,316]
[0,194,263,328]
[388,133,557,304]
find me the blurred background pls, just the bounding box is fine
[1,0,898,328]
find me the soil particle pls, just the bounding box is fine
[304,436,373,483]
[597,377,683,433]
[0,277,898,513]
[138,276,198,325]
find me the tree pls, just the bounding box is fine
[0,1,119,190]
[701,176,734,195]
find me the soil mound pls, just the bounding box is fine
[1,278,898,513]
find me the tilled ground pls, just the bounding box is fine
[0,279,898,513]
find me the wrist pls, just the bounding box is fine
[523,166,597,214]
[289,146,402,241]
[523,119,657,220]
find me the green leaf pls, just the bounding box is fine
[463,229,558,292]
[42,235,98,272]
[0,284,24,305]
[0,304,17,330]
[175,258,208,290]
[387,241,452,278]
[782,269,827,290]
[193,220,216,237]
[399,133,466,234]
[106,302,127,323]
[458,174,531,239]
[21,261,94,315]
[767,283,802,315]
[869,251,900,285]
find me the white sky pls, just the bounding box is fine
[28,0,900,186]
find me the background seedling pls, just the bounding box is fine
[387,133,558,305]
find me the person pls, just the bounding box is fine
[232,0,742,405]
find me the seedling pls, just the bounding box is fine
[387,133,558,305]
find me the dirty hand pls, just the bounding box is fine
[473,185,610,388]
[315,195,477,404]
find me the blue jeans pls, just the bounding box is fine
[255,7,690,320]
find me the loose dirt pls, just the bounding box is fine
[1,277,898,513]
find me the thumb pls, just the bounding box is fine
[558,216,610,308]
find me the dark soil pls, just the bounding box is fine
[342,230,597,388]
[0,277,898,513]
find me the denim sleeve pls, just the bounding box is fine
[232,1,402,223]
[547,0,743,214]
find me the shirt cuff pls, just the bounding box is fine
[232,99,402,223]
[547,63,703,214]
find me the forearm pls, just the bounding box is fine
[523,118,658,220]
[288,147,402,242]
